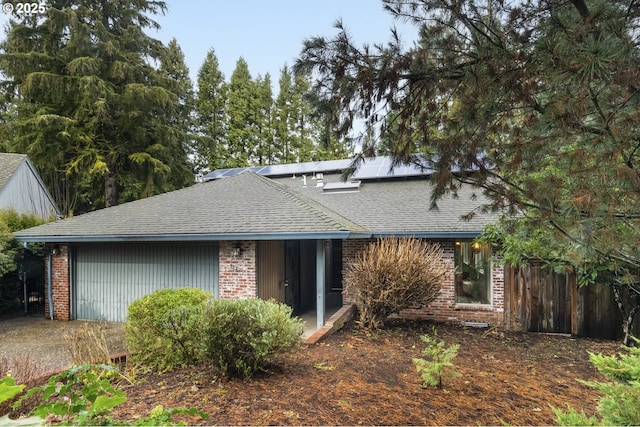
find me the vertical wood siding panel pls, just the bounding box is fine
[257,241,284,302]
[76,243,218,322]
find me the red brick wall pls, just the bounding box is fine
[342,238,505,327]
[218,241,257,299]
[44,244,71,321]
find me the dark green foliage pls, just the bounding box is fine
[226,58,257,168]
[0,209,46,316]
[554,343,640,426]
[297,0,640,345]
[193,48,227,173]
[0,1,193,215]
[125,288,212,373]
[203,298,304,379]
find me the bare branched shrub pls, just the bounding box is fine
[344,237,446,330]
[0,354,39,384]
[64,322,112,366]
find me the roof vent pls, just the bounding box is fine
[315,172,324,187]
[322,181,361,193]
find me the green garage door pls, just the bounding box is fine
[73,243,218,322]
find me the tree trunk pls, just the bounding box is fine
[612,284,640,346]
[105,164,118,208]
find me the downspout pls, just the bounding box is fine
[22,242,32,315]
[47,252,54,320]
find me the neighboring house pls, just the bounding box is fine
[0,153,60,220]
[13,157,504,332]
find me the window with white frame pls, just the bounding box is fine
[454,240,490,304]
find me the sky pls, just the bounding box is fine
[0,0,419,87]
[152,0,418,86]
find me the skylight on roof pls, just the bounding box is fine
[322,181,361,193]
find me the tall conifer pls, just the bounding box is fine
[0,0,191,214]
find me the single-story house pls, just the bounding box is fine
[0,153,60,220]
[13,157,504,331]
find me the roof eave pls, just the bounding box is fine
[14,231,368,243]
[369,231,483,239]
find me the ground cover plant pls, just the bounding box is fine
[3,364,207,426]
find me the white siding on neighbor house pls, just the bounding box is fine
[73,243,219,322]
[0,160,58,219]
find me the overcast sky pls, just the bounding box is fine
[153,0,418,84]
[0,1,419,87]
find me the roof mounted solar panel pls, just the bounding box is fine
[351,157,433,179]
[203,156,435,181]
[221,168,249,178]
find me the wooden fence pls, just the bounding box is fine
[504,263,638,340]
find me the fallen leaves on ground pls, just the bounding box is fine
[112,319,620,426]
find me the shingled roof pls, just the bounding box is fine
[15,159,502,243]
[14,172,368,242]
[0,153,27,190]
[273,174,497,237]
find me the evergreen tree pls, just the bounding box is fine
[274,66,349,163]
[0,0,192,214]
[131,37,194,199]
[297,0,640,343]
[290,71,319,162]
[225,57,256,168]
[274,66,295,163]
[193,48,227,174]
[254,73,274,165]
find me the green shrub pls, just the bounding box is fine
[125,288,212,373]
[554,342,640,426]
[344,237,446,330]
[412,327,460,388]
[203,298,304,379]
[0,209,47,276]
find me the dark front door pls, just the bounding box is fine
[284,240,301,312]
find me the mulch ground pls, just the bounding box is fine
[105,319,621,426]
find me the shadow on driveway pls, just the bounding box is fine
[0,316,126,379]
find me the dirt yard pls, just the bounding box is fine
[102,319,621,426]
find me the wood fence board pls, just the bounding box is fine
[504,263,636,340]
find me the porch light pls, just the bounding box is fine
[472,242,481,252]
[232,244,243,257]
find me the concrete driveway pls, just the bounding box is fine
[0,316,126,380]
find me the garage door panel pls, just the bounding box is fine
[74,243,218,322]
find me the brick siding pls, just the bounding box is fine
[218,241,257,298]
[44,244,71,321]
[44,238,505,328]
[342,238,505,327]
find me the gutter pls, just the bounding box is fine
[370,231,482,239]
[14,230,482,244]
[13,231,365,243]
